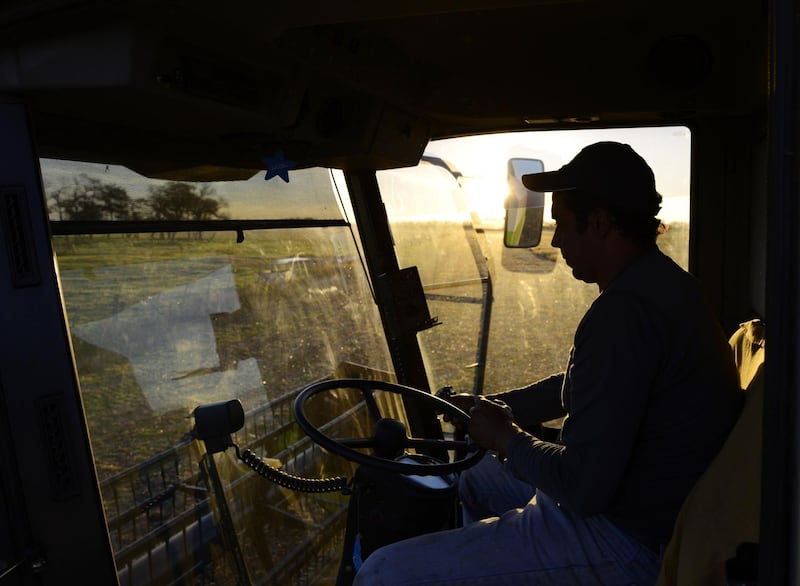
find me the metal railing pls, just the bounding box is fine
[102,386,354,585]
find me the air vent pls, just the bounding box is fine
[0,187,40,288]
[37,394,81,501]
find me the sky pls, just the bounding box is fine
[40,158,344,221]
[40,125,691,225]
[425,126,691,223]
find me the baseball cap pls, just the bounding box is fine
[521,141,661,216]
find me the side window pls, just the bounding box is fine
[377,161,490,393]
[389,127,691,394]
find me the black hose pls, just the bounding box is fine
[236,446,349,494]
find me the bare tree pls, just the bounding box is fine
[47,177,227,241]
[145,182,228,240]
[48,174,132,222]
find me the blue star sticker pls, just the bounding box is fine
[261,150,296,183]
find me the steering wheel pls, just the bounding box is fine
[293,378,484,476]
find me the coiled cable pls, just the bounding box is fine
[235,445,350,494]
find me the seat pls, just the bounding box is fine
[656,318,765,586]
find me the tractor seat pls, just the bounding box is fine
[656,318,765,585]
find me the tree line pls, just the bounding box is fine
[48,174,228,222]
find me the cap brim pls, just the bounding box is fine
[521,170,576,192]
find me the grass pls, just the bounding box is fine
[56,228,389,476]
[55,220,689,476]
[408,221,689,394]
[53,219,690,584]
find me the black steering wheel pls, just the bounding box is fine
[293,378,484,476]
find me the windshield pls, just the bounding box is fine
[44,160,344,221]
[44,125,690,585]
[384,126,690,395]
[46,161,392,583]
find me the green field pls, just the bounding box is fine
[55,228,388,476]
[50,219,690,584]
[54,220,689,477]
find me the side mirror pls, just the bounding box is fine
[504,158,545,248]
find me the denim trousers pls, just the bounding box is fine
[352,454,662,585]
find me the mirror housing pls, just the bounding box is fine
[504,158,545,248]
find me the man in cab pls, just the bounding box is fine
[353,142,743,585]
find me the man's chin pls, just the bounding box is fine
[570,267,594,285]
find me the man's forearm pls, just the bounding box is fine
[493,373,566,427]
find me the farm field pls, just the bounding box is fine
[49,218,689,584]
[53,220,688,477]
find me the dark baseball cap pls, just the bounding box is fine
[521,141,661,216]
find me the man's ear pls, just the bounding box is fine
[588,208,614,237]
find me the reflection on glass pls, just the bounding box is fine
[405,128,691,395]
[42,159,345,221]
[47,155,391,584]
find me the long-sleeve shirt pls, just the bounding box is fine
[500,249,743,548]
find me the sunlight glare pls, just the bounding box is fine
[426,126,691,225]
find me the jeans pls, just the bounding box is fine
[459,452,535,524]
[353,455,661,585]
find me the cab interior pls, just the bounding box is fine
[0,0,792,584]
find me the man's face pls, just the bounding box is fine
[550,193,599,284]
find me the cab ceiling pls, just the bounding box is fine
[0,0,767,179]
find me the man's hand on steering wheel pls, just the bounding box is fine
[438,392,478,432]
[437,391,521,458]
[467,397,521,459]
